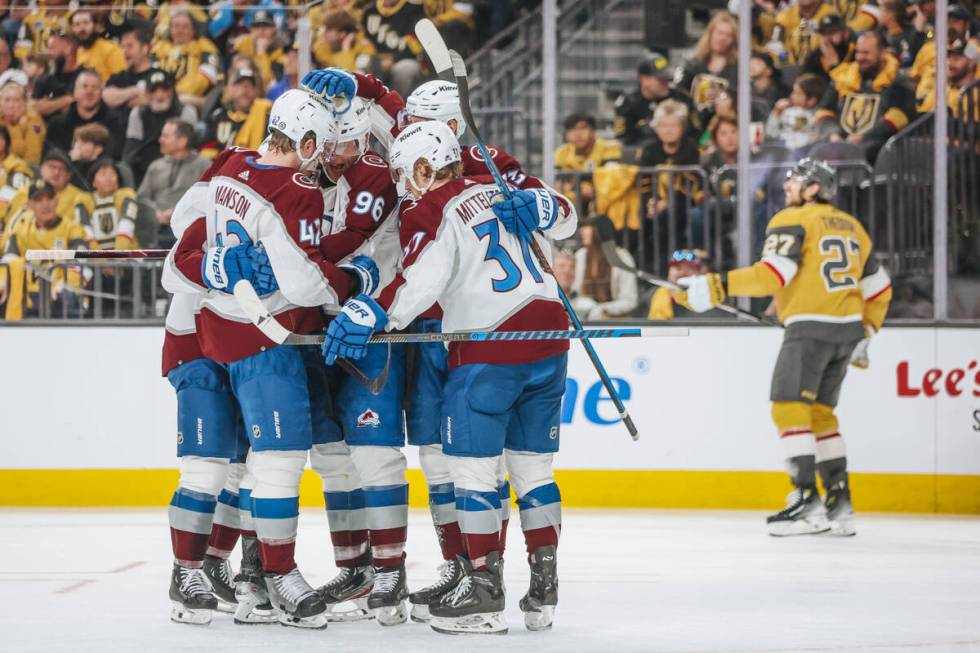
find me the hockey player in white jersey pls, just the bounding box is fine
[321,121,576,635]
[162,88,379,629]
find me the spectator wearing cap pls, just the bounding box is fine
[911,4,979,101]
[268,45,299,102]
[571,220,638,320]
[613,54,700,147]
[0,125,34,206]
[749,51,787,115]
[31,33,81,117]
[766,73,828,150]
[879,0,926,72]
[137,118,208,248]
[45,69,125,159]
[647,250,714,320]
[801,14,855,82]
[210,0,285,51]
[71,9,125,82]
[201,67,272,159]
[75,158,140,250]
[2,150,87,229]
[816,30,916,162]
[554,113,623,215]
[314,9,377,73]
[151,11,220,105]
[676,12,738,107]
[768,0,840,64]
[1,178,88,319]
[103,27,155,118]
[232,9,287,90]
[918,37,980,118]
[68,123,111,189]
[123,69,197,183]
[0,81,44,164]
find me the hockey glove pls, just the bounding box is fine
[301,68,356,112]
[339,255,380,297]
[677,273,726,313]
[850,334,871,369]
[322,294,388,365]
[248,244,279,296]
[492,188,559,240]
[202,243,255,293]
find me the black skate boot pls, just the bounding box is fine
[264,568,328,629]
[519,545,558,631]
[170,562,217,625]
[316,560,375,623]
[233,536,277,625]
[824,481,856,536]
[766,487,830,536]
[409,558,464,623]
[430,553,507,635]
[367,562,409,626]
[203,554,236,613]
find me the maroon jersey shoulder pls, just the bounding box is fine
[461,144,523,177]
[212,152,324,222]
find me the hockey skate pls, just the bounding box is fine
[409,558,464,623]
[265,568,328,629]
[203,555,236,613]
[316,564,375,622]
[169,563,217,625]
[520,545,558,631]
[430,553,507,635]
[232,537,277,625]
[767,488,831,536]
[367,563,409,626]
[825,482,857,536]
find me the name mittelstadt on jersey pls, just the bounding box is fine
[215,184,253,218]
[455,189,496,224]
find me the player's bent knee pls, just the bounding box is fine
[349,445,406,487]
[309,441,361,492]
[505,450,555,498]
[771,401,812,434]
[811,402,839,436]
[223,462,246,493]
[178,456,230,497]
[419,444,452,486]
[450,455,500,494]
[249,450,307,498]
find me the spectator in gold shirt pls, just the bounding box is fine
[314,9,377,73]
[554,113,622,215]
[70,9,126,82]
[0,82,45,165]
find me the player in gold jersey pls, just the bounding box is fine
[679,159,892,537]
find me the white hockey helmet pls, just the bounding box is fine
[267,89,335,169]
[405,80,466,137]
[324,96,371,162]
[388,120,461,197]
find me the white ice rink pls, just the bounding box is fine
[1,508,979,653]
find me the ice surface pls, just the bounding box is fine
[1,508,978,653]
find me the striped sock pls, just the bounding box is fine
[427,482,463,561]
[365,483,409,568]
[238,487,257,541]
[251,496,299,575]
[498,479,511,556]
[169,487,217,568]
[518,483,561,553]
[324,489,370,566]
[455,487,501,571]
[206,488,241,559]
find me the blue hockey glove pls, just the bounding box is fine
[202,243,255,293]
[322,294,388,365]
[248,244,279,296]
[492,188,560,240]
[301,68,356,104]
[339,255,380,297]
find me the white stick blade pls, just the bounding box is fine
[233,280,291,345]
[25,249,74,261]
[415,19,452,73]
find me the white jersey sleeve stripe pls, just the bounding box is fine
[761,254,799,286]
[859,265,891,300]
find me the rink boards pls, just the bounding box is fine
[0,324,977,513]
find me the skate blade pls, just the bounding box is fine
[431,612,508,635]
[524,605,555,631]
[768,515,831,537]
[234,604,279,625]
[326,597,375,623]
[214,598,237,614]
[170,601,212,626]
[277,612,328,630]
[828,516,857,536]
[410,602,431,623]
[373,600,408,626]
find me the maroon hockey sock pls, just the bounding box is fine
[437,521,464,561]
[259,540,297,576]
[171,528,209,568]
[370,526,407,568]
[330,528,370,567]
[522,525,560,553]
[463,532,501,572]
[498,517,509,557]
[206,524,241,559]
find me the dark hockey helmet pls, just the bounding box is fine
[786,158,836,202]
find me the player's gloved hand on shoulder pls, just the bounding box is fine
[248,244,279,296]
[301,68,356,108]
[677,273,727,313]
[202,243,257,293]
[339,255,380,297]
[492,188,559,240]
[322,294,388,365]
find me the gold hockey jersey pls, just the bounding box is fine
[727,202,892,333]
[74,188,139,250]
[773,3,840,64]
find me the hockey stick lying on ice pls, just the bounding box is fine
[26,249,169,261]
[233,279,686,346]
[415,21,642,442]
[590,215,779,326]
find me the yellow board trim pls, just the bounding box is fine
[1,469,978,514]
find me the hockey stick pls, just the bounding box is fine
[417,39,641,440]
[26,249,169,261]
[590,215,778,326]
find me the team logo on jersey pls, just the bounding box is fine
[356,409,381,428]
[252,424,262,439]
[468,145,499,162]
[549,426,558,440]
[176,431,183,445]
[238,169,250,181]
[292,172,319,190]
[362,154,387,168]
[841,93,881,135]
